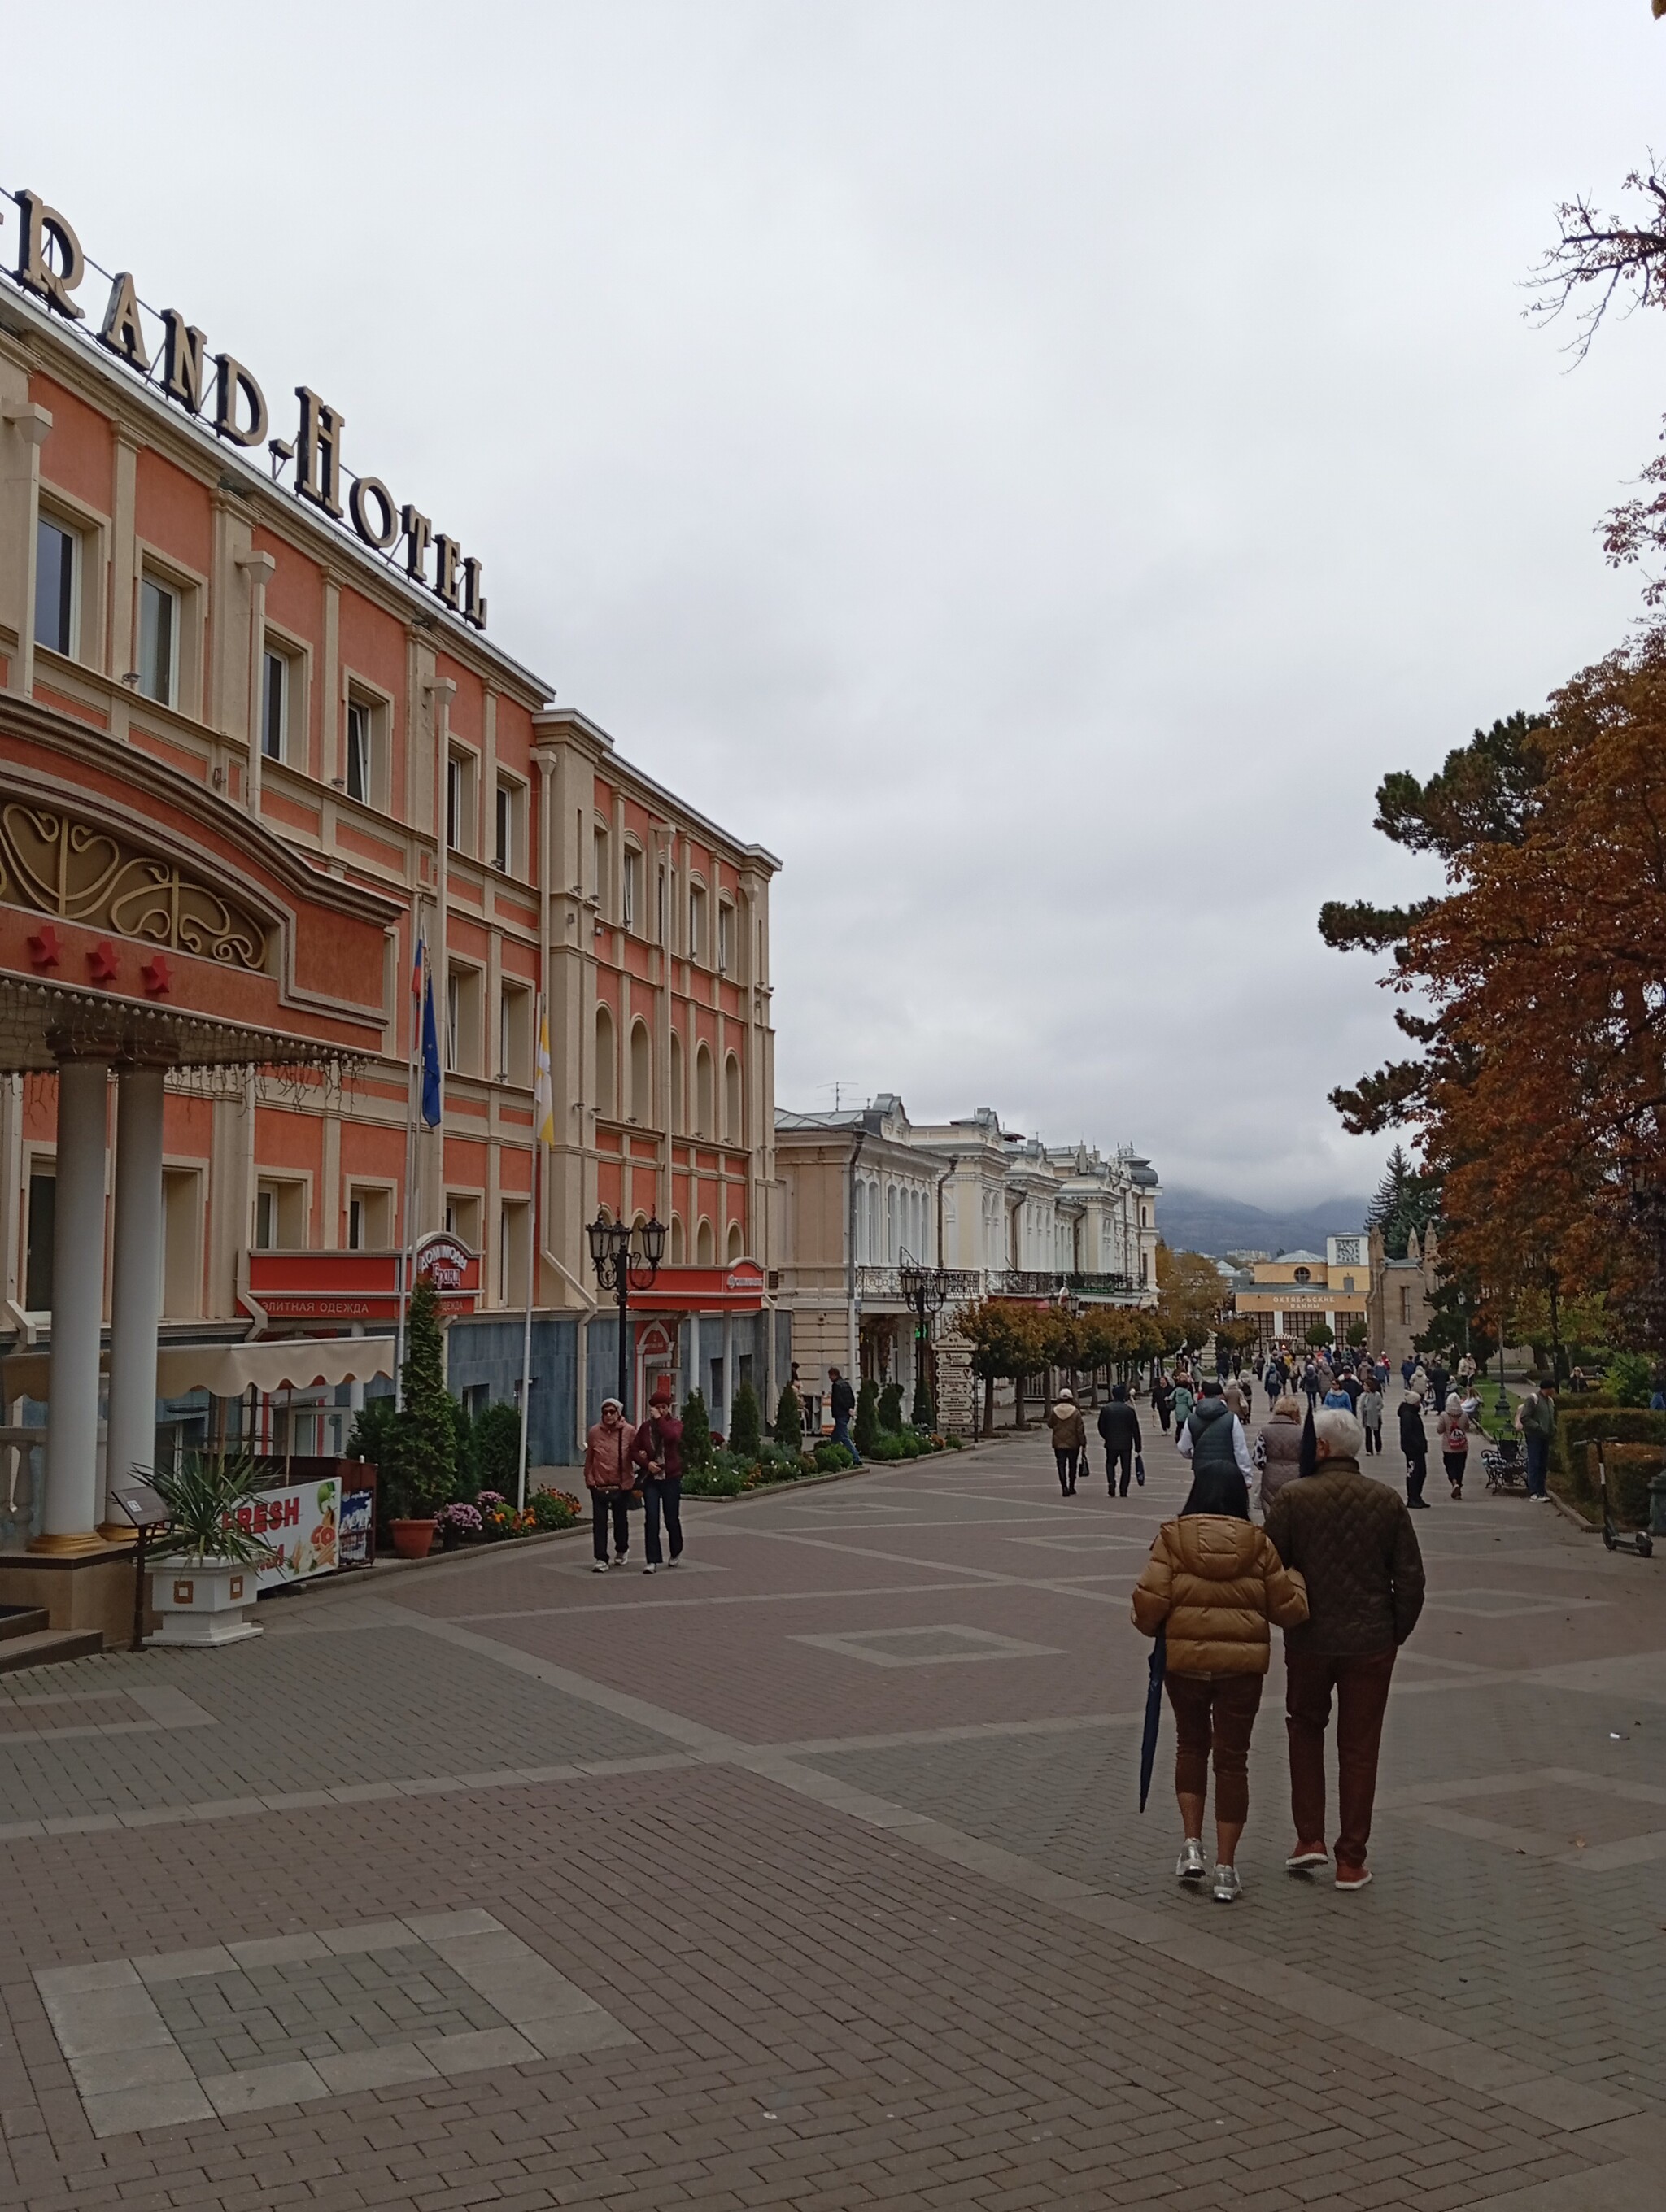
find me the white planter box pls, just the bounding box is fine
[150,1557,263,1645]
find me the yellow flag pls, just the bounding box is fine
[533,1001,555,1147]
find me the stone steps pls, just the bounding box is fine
[0,1607,104,1672]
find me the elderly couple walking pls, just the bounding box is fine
[1132,1402,1425,1901]
[582,1381,686,1575]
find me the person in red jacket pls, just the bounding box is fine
[630,1377,685,1575]
[583,1399,635,1573]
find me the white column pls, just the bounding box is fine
[103,1068,166,1525]
[33,1060,110,1552]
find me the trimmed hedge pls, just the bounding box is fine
[1556,1408,1665,1526]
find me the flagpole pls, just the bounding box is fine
[395,912,423,1413]
[517,992,550,1513]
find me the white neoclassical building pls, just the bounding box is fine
[775,1095,1161,1433]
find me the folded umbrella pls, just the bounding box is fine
[1139,1626,1166,1812]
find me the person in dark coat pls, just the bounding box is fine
[1396,1390,1428,1508]
[1097,1383,1143,1496]
[827,1367,860,1463]
[1263,1406,1426,1888]
[630,1377,686,1574]
[1150,1371,1174,1435]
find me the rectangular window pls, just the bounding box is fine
[138,577,177,705]
[498,982,531,1084]
[261,648,288,762]
[495,782,512,871]
[255,1181,305,1251]
[656,867,667,945]
[255,1187,275,1252]
[497,1201,530,1304]
[347,1187,391,1251]
[346,700,370,802]
[717,903,732,973]
[447,971,460,1072]
[162,1169,201,1317]
[592,825,608,910]
[622,849,639,930]
[34,517,75,656]
[24,1171,54,1310]
[688,885,706,962]
[447,755,462,849]
[1400,1286,1413,1326]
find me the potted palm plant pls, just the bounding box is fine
[148,1452,276,1645]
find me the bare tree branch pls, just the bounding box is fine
[1527,159,1666,361]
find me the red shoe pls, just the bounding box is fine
[1334,1862,1373,1891]
[1284,1841,1328,1870]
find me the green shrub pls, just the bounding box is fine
[681,1388,714,1473]
[470,1402,523,1492]
[900,1432,922,1458]
[867,1431,905,1461]
[1608,1352,1654,1409]
[811,1441,844,1473]
[527,1487,579,1530]
[854,1379,880,1453]
[1593,1442,1660,1525]
[347,1395,399,1467]
[1555,1406,1666,1487]
[758,1440,794,1472]
[730,1381,761,1458]
[773,1384,804,1452]
[878,1382,904,1433]
[945,1433,966,1451]
[683,1463,744,1497]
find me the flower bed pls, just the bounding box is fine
[681,1426,956,1496]
[437,1488,582,1544]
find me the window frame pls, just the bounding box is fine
[621,845,641,932]
[34,512,79,660]
[717,901,733,975]
[137,572,180,708]
[342,674,393,810]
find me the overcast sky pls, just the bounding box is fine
[20,4,1666,1205]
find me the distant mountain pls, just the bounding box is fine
[1158,1186,1372,1261]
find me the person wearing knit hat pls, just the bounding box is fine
[630,1375,686,1574]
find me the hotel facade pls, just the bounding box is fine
[0,185,781,1626]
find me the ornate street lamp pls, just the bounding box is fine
[899,1252,946,1414]
[586,1212,665,1420]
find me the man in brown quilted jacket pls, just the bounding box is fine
[1263,1404,1425,1891]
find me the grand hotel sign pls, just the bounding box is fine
[4,187,489,633]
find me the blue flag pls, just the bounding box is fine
[421,971,442,1128]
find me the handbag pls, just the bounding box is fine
[1134,1452,1145,1487]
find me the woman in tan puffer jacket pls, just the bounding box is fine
[1132,1462,1308,1901]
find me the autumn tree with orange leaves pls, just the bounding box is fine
[1322,646,1666,1352]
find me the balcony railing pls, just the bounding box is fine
[854,1265,984,1302]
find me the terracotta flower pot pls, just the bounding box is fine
[388,1517,438,1560]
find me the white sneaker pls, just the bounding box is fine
[1212,1864,1242,1904]
[643,1562,657,1575]
[591,1560,609,1574]
[665,1557,682,1568]
[1176,1838,1206,1882]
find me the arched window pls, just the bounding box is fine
[630,1021,652,1124]
[695,1044,714,1139]
[696,1215,714,1265]
[669,1030,683,1134]
[726,1220,744,1262]
[670,1214,686,1265]
[723,1053,742,1146]
[594,1004,616,1120]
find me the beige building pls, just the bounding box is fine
[1232,1234,1368,1359]
[1365,1222,1438,1372]
[775,1095,1160,1435]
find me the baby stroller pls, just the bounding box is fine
[1482,1435,1529,1494]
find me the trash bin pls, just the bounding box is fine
[1650,1466,1666,1539]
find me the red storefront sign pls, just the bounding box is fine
[242,1234,481,1322]
[630,1263,767,1314]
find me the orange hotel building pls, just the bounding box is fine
[0,183,783,1573]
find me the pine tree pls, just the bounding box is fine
[877,1381,904,1432]
[1368,1144,1439,1260]
[681,1387,714,1472]
[386,1278,460,1516]
[773,1383,804,1452]
[730,1380,761,1459]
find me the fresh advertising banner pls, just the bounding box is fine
[226,1478,341,1592]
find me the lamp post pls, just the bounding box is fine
[898,1252,946,1418]
[586,1213,665,1422]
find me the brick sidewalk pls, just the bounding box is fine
[0,1419,1660,2208]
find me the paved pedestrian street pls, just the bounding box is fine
[2,1422,1664,2211]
